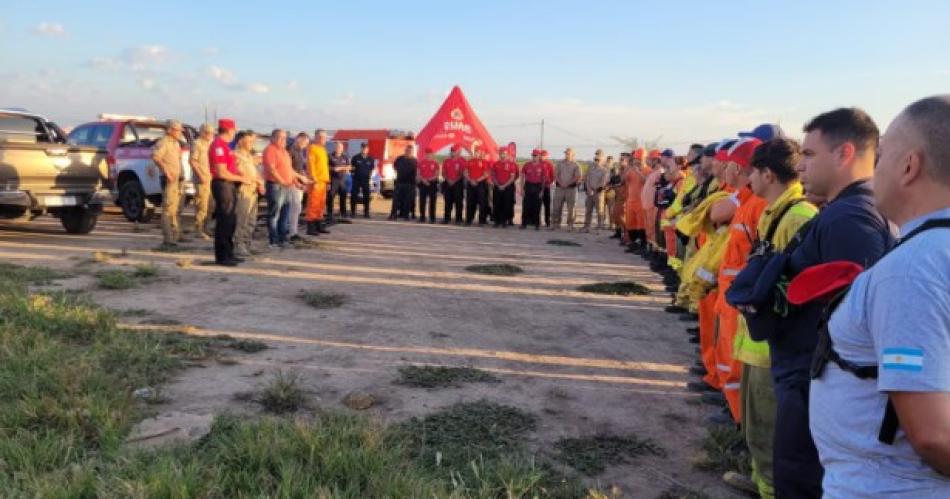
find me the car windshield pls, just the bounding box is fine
[130,124,167,146]
[0,114,47,143]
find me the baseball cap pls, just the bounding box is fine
[424,147,433,154]
[531,148,540,156]
[738,123,786,142]
[787,261,864,305]
[218,118,236,131]
[450,145,461,152]
[702,143,719,157]
[660,148,675,158]
[632,148,646,160]
[648,149,662,159]
[726,138,762,169]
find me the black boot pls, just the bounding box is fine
[609,229,621,239]
[307,222,319,236]
[317,222,331,234]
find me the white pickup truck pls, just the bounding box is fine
[67,115,195,223]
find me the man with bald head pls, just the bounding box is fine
[810,96,950,497]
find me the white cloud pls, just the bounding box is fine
[245,83,270,94]
[120,45,169,71]
[207,65,237,86]
[33,21,66,37]
[287,80,298,91]
[139,77,156,91]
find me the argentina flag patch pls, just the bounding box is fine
[882,348,924,372]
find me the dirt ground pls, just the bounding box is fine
[0,199,741,498]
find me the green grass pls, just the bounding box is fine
[547,239,582,247]
[95,264,161,290]
[464,263,524,276]
[0,263,70,285]
[299,290,348,309]
[694,426,751,475]
[0,265,602,498]
[552,434,666,476]
[396,365,501,389]
[131,263,159,278]
[228,339,269,353]
[576,281,650,296]
[256,371,307,414]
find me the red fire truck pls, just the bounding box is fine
[331,129,415,198]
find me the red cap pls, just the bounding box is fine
[424,147,433,154]
[648,149,662,159]
[787,261,864,306]
[540,150,549,157]
[632,148,646,160]
[726,138,763,169]
[531,149,541,156]
[218,118,236,131]
[450,145,461,152]
[714,149,730,162]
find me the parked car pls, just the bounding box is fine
[67,114,197,222]
[0,109,111,233]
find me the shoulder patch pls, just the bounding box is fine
[882,347,924,372]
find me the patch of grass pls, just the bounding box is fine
[152,243,189,253]
[552,434,666,475]
[695,426,751,475]
[256,370,306,414]
[175,257,193,268]
[0,263,70,285]
[228,339,268,353]
[96,269,137,290]
[131,263,159,278]
[93,250,112,262]
[464,263,524,276]
[547,239,582,247]
[395,365,501,389]
[299,290,347,309]
[576,281,650,296]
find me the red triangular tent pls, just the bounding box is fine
[415,86,499,160]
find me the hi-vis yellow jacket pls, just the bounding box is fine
[733,182,818,368]
[676,190,732,301]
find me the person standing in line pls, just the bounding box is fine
[287,132,310,240]
[624,148,650,251]
[209,119,242,266]
[491,147,519,227]
[327,141,351,224]
[810,95,950,499]
[233,131,263,257]
[519,149,546,229]
[350,142,375,218]
[305,129,331,235]
[464,148,490,225]
[610,155,629,239]
[440,146,466,224]
[390,145,417,220]
[152,119,185,246]
[262,129,295,248]
[604,155,618,232]
[551,147,582,230]
[416,148,440,223]
[189,123,214,240]
[582,151,610,232]
[540,150,555,227]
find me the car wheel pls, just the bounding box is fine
[60,207,99,234]
[118,179,154,223]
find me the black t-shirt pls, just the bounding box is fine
[329,153,350,180]
[289,146,308,174]
[394,156,417,185]
[351,153,375,179]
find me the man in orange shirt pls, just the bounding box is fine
[624,148,650,253]
[417,148,440,223]
[491,148,519,227]
[708,139,768,425]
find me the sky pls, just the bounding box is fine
[2,0,948,157]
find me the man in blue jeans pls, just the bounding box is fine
[262,129,295,248]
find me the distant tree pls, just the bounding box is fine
[611,135,663,151]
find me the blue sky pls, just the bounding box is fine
[3,0,948,156]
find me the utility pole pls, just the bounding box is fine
[540,119,545,148]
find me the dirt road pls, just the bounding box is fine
[0,202,739,498]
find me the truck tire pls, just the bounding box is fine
[60,207,99,234]
[118,179,154,223]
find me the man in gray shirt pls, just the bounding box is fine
[810,95,950,497]
[551,147,582,230]
[582,150,609,232]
